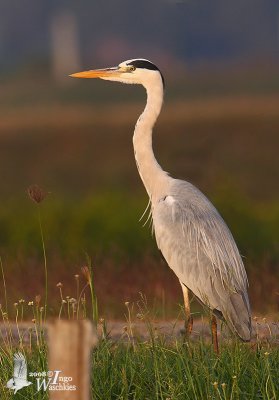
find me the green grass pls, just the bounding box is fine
[0,308,278,399]
[0,263,278,400]
[92,338,279,400]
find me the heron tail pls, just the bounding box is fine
[223,291,252,341]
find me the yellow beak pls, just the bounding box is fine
[69,67,120,79]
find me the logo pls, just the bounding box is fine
[6,352,76,394]
[6,352,32,394]
[30,370,77,392]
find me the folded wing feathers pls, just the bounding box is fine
[172,180,248,293]
[13,353,27,380]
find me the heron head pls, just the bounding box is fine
[70,58,165,90]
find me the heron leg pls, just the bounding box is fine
[180,283,193,337]
[211,314,219,355]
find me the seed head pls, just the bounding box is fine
[56,282,63,288]
[27,184,47,204]
[28,301,34,306]
[35,295,41,305]
[81,266,91,283]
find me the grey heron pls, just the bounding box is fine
[70,59,252,349]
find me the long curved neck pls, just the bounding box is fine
[133,82,169,200]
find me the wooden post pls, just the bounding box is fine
[49,10,81,83]
[47,320,97,400]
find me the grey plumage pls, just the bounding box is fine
[153,179,251,340]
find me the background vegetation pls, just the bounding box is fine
[0,66,278,318]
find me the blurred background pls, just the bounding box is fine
[0,0,278,318]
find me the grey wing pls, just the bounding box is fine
[13,353,28,380]
[152,179,251,341]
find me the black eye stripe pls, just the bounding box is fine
[127,60,165,88]
[127,60,158,71]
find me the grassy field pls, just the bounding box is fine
[1,337,279,399]
[0,293,278,399]
[92,336,279,400]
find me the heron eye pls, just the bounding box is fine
[129,65,136,72]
